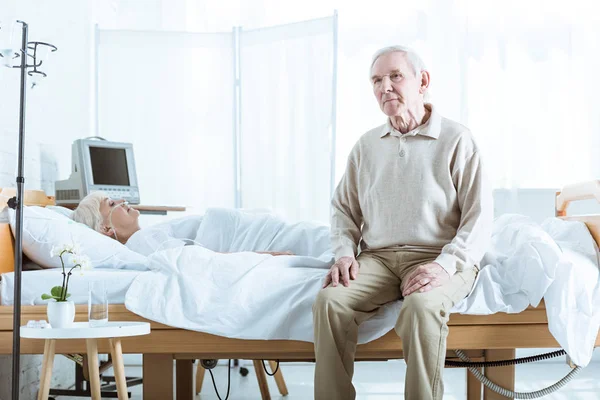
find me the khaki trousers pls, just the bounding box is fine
[313,249,477,400]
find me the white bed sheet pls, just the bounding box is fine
[125,210,600,367]
[3,208,599,367]
[0,269,142,306]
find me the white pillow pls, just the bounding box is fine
[46,205,74,219]
[8,206,148,270]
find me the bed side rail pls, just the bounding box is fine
[555,180,600,217]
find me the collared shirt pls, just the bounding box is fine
[380,107,441,140]
[330,104,493,276]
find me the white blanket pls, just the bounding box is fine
[124,209,600,367]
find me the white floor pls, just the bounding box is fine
[53,359,600,400]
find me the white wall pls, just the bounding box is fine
[0,0,187,190]
[0,0,93,392]
[0,0,141,393]
[0,355,74,400]
[0,0,187,388]
[0,0,93,193]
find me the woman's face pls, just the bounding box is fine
[99,197,141,240]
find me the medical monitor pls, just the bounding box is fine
[55,138,140,205]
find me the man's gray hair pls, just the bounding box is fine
[370,45,427,77]
[71,191,107,232]
[370,45,430,101]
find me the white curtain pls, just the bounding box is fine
[459,1,600,189]
[97,29,235,212]
[98,0,600,220]
[239,17,335,223]
[333,0,600,191]
[97,17,336,223]
[183,0,598,192]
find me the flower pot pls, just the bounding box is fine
[47,300,75,328]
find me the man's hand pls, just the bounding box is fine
[322,256,359,288]
[402,262,450,297]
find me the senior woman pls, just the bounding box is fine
[71,191,292,256]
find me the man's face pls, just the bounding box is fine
[371,51,424,117]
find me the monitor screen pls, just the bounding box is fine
[89,146,130,186]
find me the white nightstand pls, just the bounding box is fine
[21,321,150,400]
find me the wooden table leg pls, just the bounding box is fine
[109,338,128,400]
[143,354,174,400]
[195,363,206,395]
[85,338,101,400]
[176,359,194,400]
[483,349,515,400]
[253,360,271,400]
[269,360,288,396]
[37,339,56,400]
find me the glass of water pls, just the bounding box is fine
[88,281,108,327]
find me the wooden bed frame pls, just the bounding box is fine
[1,182,599,400]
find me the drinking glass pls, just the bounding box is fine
[88,281,108,327]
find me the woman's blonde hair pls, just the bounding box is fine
[71,191,107,232]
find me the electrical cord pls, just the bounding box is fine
[202,359,279,399]
[206,359,232,400]
[261,360,280,376]
[454,350,582,399]
[445,349,566,368]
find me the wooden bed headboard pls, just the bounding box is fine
[0,187,55,209]
[0,223,15,274]
[0,188,56,274]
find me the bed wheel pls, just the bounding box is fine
[240,366,249,376]
[200,359,218,370]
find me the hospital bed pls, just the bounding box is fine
[1,182,600,400]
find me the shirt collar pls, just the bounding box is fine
[380,103,441,139]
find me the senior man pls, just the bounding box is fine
[312,45,493,399]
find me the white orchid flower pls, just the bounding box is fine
[50,245,69,258]
[63,242,81,255]
[44,241,89,301]
[74,255,93,275]
[50,246,60,258]
[70,242,82,255]
[50,242,83,259]
[79,255,93,271]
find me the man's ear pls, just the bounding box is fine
[420,70,430,93]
